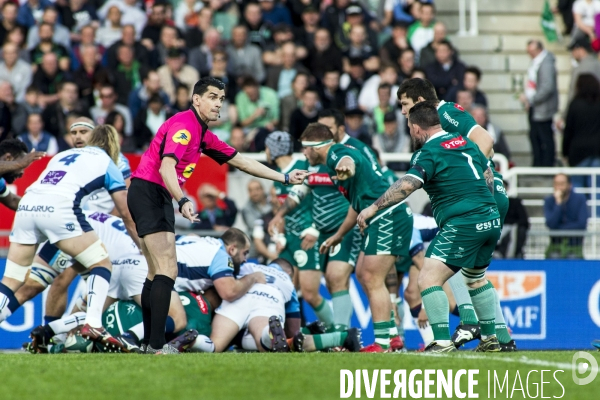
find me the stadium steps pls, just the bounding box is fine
[438,0,571,167]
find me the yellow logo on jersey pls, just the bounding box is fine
[183,163,196,178]
[172,130,191,145]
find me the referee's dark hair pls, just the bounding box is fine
[193,77,226,97]
[318,109,345,128]
[397,78,438,103]
[299,122,334,142]
[221,228,250,248]
[408,101,441,129]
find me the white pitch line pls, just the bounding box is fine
[401,352,578,370]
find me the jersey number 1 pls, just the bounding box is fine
[461,152,480,179]
[59,154,81,166]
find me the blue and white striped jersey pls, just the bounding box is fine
[84,153,131,213]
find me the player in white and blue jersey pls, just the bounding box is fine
[0,125,139,352]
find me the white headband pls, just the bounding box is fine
[301,139,333,148]
[70,122,95,132]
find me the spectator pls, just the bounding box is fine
[26,6,71,51]
[397,48,416,82]
[56,0,98,37]
[455,89,474,112]
[29,22,70,71]
[32,52,67,107]
[294,6,320,51]
[183,7,213,48]
[22,85,43,116]
[424,39,466,100]
[519,40,559,167]
[228,125,248,152]
[496,180,529,259]
[128,69,170,120]
[105,25,150,70]
[133,93,176,150]
[407,1,435,59]
[97,0,147,39]
[411,67,426,79]
[280,72,309,132]
[340,57,366,110]
[345,108,372,145]
[571,0,600,42]
[95,5,123,48]
[380,20,411,66]
[358,63,399,113]
[243,2,272,50]
[110,44,149,105]
[259,0,292,27]
[70,25,104,71]
[371,83,401,134]
[152,25,185,67]
[373,111,409,171]
[142,2,172,46]
[2,27,30,63]
[0,43,32,103]
[242,179,271,233]
[235,75,279,131]
[73,44,108,108]
[342,24,379,74]
[188,27,221,76]
[0,81,28,135]
[544,173,589,259]
[42,80,89,139]
[227,25,266,83]
[322,0,353,36]
[304,28,343,82]
[0,2,23,45]
[470,104,512,161]
[210,0,239,42]
[207,49,239,104]
[335,4,378,53]
[0,84,10,141]
[266,42,309,98]
[555,0,576,35]
[157,47,199,104]
[567,36,600,101]
[90,84,133,136]
[18,113,58,155]
[289,87,320,149]
[262,24,300,69]
[172,83,191,112]
[191,184,238,231]
[419,22,450,69]
[318,69,346,111]
[174,0,204,33]
[17,0,53,30]
[252,185,281,263]
[446,66,488,107]
[104,110,128,147]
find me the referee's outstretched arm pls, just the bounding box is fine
[227,153,309,185]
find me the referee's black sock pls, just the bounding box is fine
[141,278,153,346]
[149,274,174,349]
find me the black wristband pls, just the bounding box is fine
[178,197,191,213]
[283,173,290,186]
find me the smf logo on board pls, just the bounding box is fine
[487,271,546,339]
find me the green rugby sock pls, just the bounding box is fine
[374,321,390,349]
[314,298,335,330]
[396,297,405,338]
[312,331,348,350]
[421,286,451,341]
[469,282,497,337]
[493,286,512,344]
[331,290,352,331]
[389,311,399,339]
[448,273,479,325]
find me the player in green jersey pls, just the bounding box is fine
[264,132,329,327]
[300,123,413,352]
[269,161,361,332]
[397,78,516,352]
[358,102,502,353]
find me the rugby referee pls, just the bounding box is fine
[127,77,308,354]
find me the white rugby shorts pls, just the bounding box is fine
[215,283,285,330]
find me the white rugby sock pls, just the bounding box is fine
[190,335,215,352]
[85,268,111,328]
[241,332,258,351]
[0,293,12,322]
[49,312,87,335]
[413,318,434,347]
[260,325,272,350]
[128,322,145,341]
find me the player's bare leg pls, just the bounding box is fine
[300,270,333,330]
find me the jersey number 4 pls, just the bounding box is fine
[59,154,81,166]
[461,152,480,179]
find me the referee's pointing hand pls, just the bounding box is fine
[288,169,310,184]
[181,201,200,223]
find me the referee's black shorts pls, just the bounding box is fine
[127,178,175,237]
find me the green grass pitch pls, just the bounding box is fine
[0,351,598,399]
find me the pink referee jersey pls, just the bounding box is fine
[133,108,237,188]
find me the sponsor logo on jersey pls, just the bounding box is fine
[191,292,209,314]
[65,223,75,232]
[338,186,349,198]
[442,111,460,127]
[172,130,191,145]
[293,250,308,267]
[183,163,196,178]
[248,290,280,303]
[17,205,55,213]
[112,258,141,266]
[453,103,465,112]
[41,170,67,185]
[487,271,546,339]
[440,136,466,149]
[308,173,333,185]
[411,151,421,165]
[276,194,287,205]
[88,212,111,223]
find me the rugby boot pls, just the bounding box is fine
[112,333,143,353]
[80,323,131,353]
[451,324,481,348]
[168,329,199,353]
[359,343,386,353]
[306,320,326,335]
[423,341,456,353]
[474,336,501,352]
[390,336,404,352]
[29,325,52,354]
[156,344,180,355]
[499,339,518,352]
[343,328,363,352]
[288,331,305,352]
[268,316,290,352]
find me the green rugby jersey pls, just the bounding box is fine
[381,165,398,186]
[326,143,390,213]
[274,156,313,236]
[340,134,381,172]
[290,164,350,233]
[406,131,498,227]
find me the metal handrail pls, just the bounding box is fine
[458,0,479,37]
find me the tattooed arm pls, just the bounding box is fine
[484,166,494,194]
[356,175,423,230]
